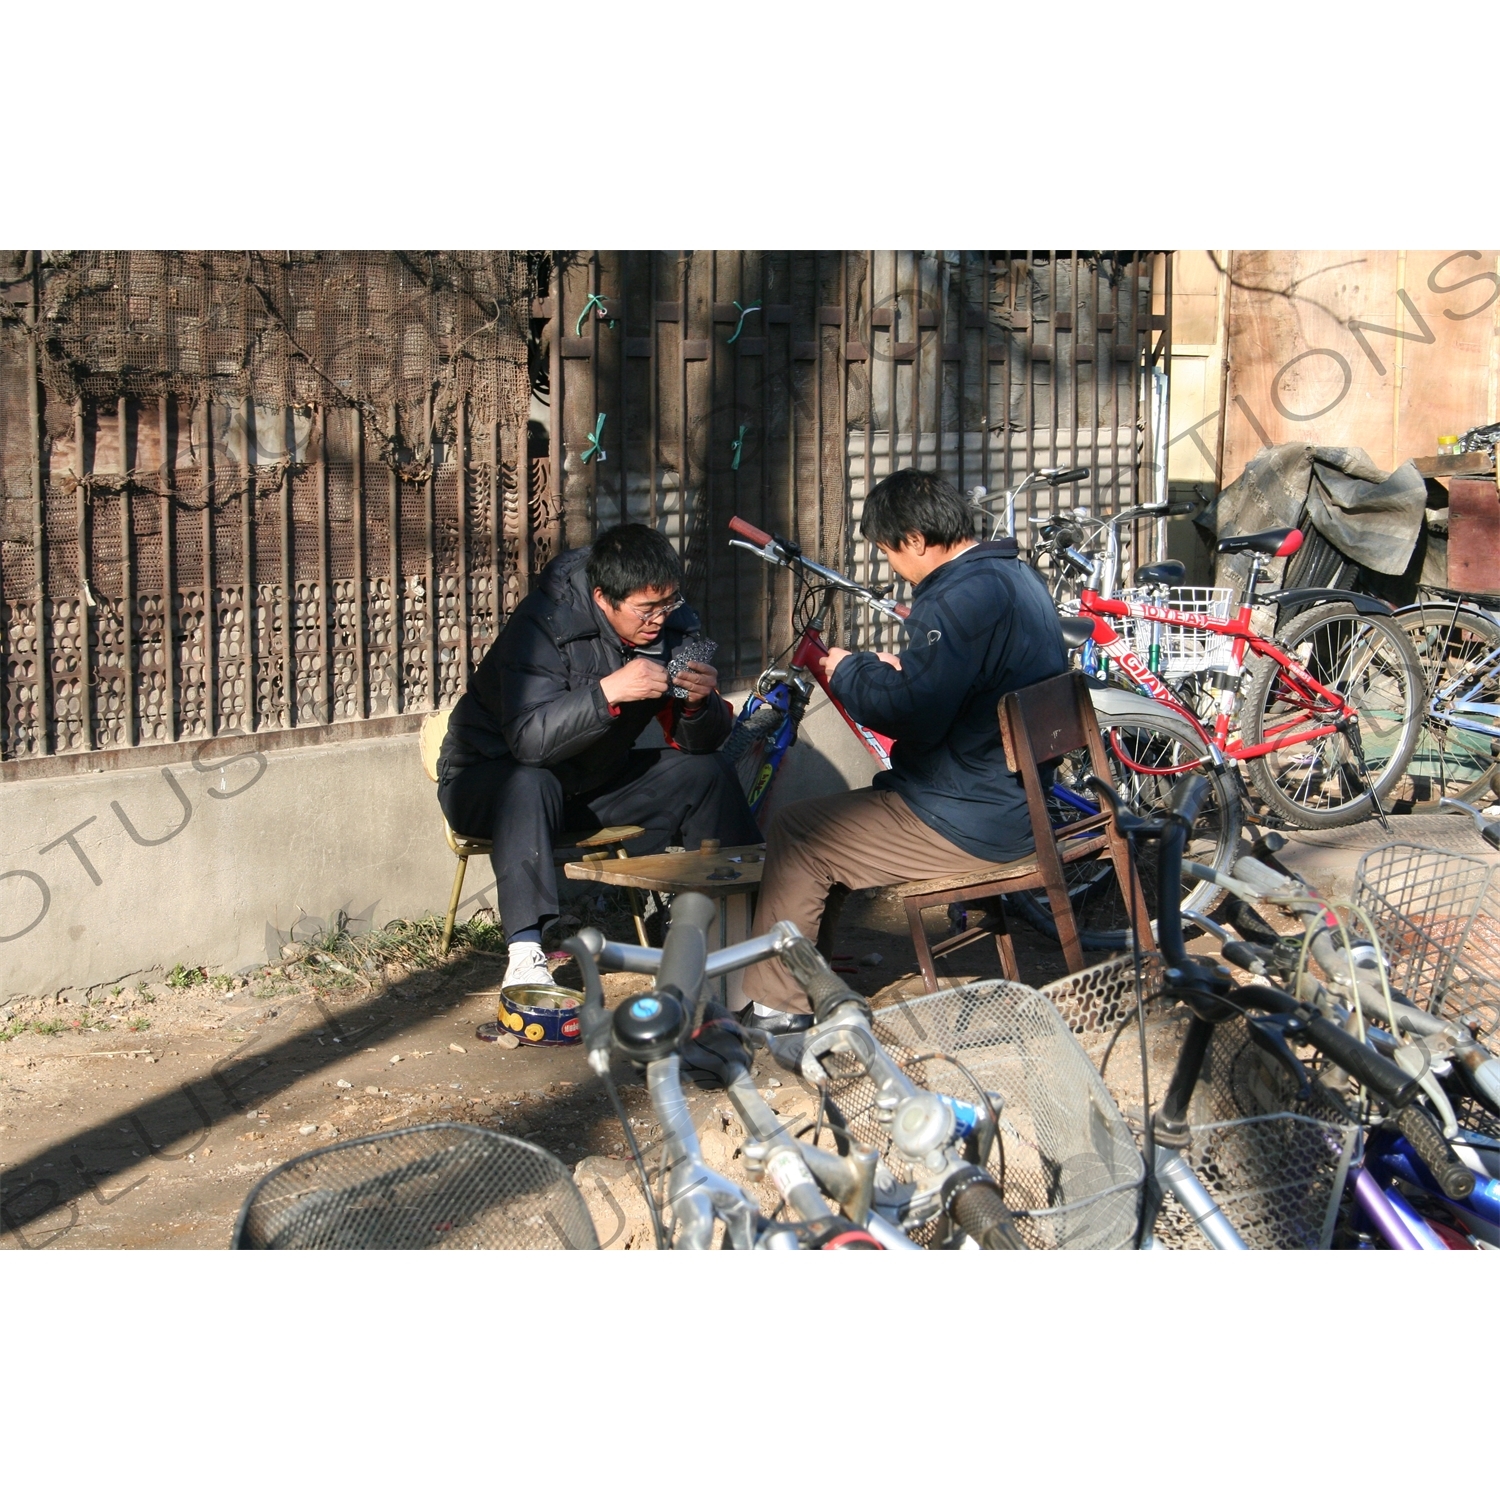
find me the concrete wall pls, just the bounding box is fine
[0,689,876,1001]
[1,735,455,1000]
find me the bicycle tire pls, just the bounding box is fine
[1008,690,1241,951]
[1242,602,1424,829]
[1394,603,1500,806]
[724,701,788,807]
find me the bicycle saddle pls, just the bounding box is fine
[1135,559,1186,588]
[1216,526,1303,558]
[1058,614,1095,649]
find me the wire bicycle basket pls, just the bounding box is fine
[1353,842,1500,1046]
[824,979,1145,1249]
[1042,955,1358,1250]
[1115,586,1236,678]
[231,1124,599,1249]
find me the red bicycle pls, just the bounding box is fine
[1057,519,1425,829]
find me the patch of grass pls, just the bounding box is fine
[129,1017,151,1032]
[209,973,236,993]
[33,1019,67,1036]
[287,913,510,984]
[166,964,207,989]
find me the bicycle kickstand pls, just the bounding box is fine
[1341,721,1391,832]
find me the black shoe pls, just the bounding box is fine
[734,1006,813,1036]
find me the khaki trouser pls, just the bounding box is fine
[741,788,1003,1014]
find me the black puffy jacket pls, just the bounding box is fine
[436,547,733,797]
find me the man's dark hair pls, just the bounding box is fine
[587,522,684,605]
[860,468,975,550]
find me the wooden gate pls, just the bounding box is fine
[542,250,1170,681]
[0,249,1170,763]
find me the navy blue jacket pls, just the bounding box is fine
[829,540,1067,862]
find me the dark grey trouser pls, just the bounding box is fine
[437,749,761,937]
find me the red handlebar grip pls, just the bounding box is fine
[729,515,774,547]
[893,603,911,619]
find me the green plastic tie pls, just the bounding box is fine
[581,412,607,464]
[726,301,761,344]
[575,294,614,337]
[730,424,749,471]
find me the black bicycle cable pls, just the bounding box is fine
[1126,821,1155,1250]
[600,1069,666,1251]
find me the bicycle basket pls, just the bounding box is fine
[1352,842,1500,1045]
[826,980,1145,1250]
[1043,955,1358,1250]
[1116,586,1236,678]
[231,1124,599,1249]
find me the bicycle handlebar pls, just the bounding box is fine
[728,517,911,624]
[728,515,774,548]
[1393,1103,1477,1200]
[1089,772,1433,1113]
[655,891,714,1017]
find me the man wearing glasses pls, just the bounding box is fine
[437,522,759,989]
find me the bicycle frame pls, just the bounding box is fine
[788,626,894,768]
[1425,635,1500,741]
[1078,587,1356,771]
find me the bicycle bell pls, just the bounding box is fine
[890,1093,957,1167]
[613,990,686,1064]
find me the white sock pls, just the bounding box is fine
[752,1002,782,1018]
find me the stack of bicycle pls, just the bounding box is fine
[229,478,1498,1250]
[231,777,1499,1250]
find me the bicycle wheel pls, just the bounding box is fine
[1008,689,1242,951]
[1395,603,1500,806]
[722,700,788,807]
[1243,602,1424,828]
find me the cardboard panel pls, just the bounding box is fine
[1448,479,1500,594]
[1220,251,1500,484]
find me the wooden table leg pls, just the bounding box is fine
[616,847,650,945]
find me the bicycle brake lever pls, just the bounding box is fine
[1440,797,1500,849]
[1183,859,1263,904]
[1246,1014,1312,1100]
[563,931,614,1074]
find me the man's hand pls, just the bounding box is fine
[600,657,669,705]
[672,659,719,708]
[875,651,903,672]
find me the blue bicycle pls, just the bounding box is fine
[1396,592,1500,807]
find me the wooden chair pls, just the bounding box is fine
[418,709,647,956]
[894,671,1154,990]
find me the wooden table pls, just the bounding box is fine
[563,843,766,1003]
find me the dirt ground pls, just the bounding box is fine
[0,887,1072,1251]
[7,805,1493,1252]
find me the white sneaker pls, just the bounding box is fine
[502,941,551,990]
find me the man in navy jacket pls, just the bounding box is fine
[739,469,1067,1027]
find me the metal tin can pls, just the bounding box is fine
[496,982,584,1046]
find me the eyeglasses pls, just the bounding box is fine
[622,593,682,625]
